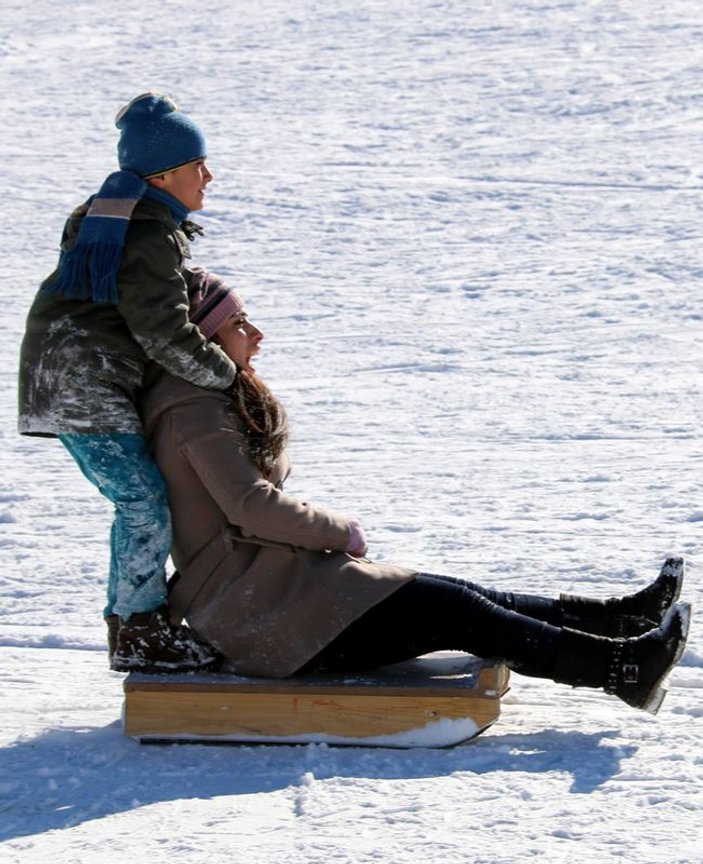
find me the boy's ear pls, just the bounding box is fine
[148,175,167,189]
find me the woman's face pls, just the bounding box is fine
[214,312,263,372]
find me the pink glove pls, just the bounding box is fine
[346,519,369,557]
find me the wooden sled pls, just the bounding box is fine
[122,652,510,748]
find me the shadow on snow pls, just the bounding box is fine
[0,722,635,841]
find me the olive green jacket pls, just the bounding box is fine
[18,197,236,437]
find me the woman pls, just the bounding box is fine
[139,275,690,714]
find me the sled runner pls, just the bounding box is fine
[122,652,510,748]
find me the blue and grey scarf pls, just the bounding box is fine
[43,170,190,304]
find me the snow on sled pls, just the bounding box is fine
[122,652,510,748]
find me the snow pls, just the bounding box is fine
[1,0,703,861]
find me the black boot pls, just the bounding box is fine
[558,557,684,638]
[554,602,691,714]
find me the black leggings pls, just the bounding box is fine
[302,574,563,679]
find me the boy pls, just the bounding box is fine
[18,93,236,673]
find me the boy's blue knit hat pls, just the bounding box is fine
[115,92,207,178]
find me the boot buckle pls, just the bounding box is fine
[623,663,639,684]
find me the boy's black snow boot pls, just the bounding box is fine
[558,556,684,638]
[554,602,691,714]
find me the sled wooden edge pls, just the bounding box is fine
[121,653,510,748]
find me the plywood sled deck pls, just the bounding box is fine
[122,652,510,748]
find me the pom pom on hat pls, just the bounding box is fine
[188,268,246,339]
[116,92,207,178]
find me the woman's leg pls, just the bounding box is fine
[304,575,690,714]
[422,573,559,624]
[425,558,684,638]
[305,575,561,676]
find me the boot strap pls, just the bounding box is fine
[605,640,639,694]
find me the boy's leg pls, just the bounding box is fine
[59,433,170,618]
[59,433,220,672]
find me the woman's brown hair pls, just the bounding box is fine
[226,369,288,477]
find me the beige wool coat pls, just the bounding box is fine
[140,373,416,677]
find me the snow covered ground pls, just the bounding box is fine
[1,0,702,861]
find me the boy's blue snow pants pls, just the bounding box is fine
[59,433,171,619]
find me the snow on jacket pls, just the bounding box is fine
[18,197,236,437]
[140,372,416,678]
